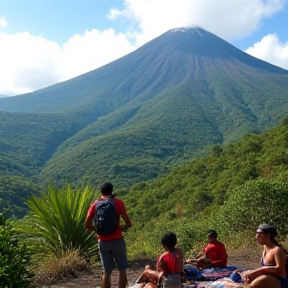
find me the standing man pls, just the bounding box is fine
[85,182,132,288]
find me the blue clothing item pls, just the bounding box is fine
[183,264,202,280]
[99,237,128,273]
[276,276,288,288]
[229,272,243,283]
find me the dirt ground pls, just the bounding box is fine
[45,246,262,288]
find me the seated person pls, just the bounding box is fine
[186,229,227,269]
[136,232,183,288]
[243,224,288,288]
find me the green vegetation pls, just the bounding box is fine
[215,178,288,237]
[1,29,288,218]
[15,185,98,258]
[2,28,288,285]
[123,177,288,260]
[39,75,288,188]
[0,111,94,177]
[4,114,288,284]
[0,214,33,288]
[120,117,288,258]
[0,110,101,219]
[0,175,39,218]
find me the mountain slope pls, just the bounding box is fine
[0,111,93,178]
[0,28,287,114]
[122,116,288,257]
[1,27,288,189]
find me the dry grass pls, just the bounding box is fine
[32,249,90,285]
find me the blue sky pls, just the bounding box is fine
[0,0,287,96]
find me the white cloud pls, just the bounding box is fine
[0,32,63,95]
[245,34,288,69]
[1,0,287,96]
[0,17,8,28]
[110,0,286,45]
[0,28,136,96]
[59,28,136,81]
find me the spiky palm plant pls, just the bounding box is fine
[18,185,98,257]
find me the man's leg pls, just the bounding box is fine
[99,240,115,288]
[118,269,127,288]
[102,271,112,288]
[111,238,128,288]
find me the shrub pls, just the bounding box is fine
[215,179,288,243]
[17,185,98,258]
[32,249,88,285]
[0,214,33,288]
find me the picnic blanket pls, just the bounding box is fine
[184,265,245,281]
[209,279,244,288]
[201,266,245,281]
[209,270,253,288]
[129,266,247,288]
[129,280,214,288]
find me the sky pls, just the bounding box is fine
[0,0,288,97]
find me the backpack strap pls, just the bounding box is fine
[95,197,115,207]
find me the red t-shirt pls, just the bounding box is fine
[87,197,126,241]
[203,240,227,268]
[156,248,183,274]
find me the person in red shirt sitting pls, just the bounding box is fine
[196,230,227,269]
[135,232,183,288]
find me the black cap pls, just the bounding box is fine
[257,224,277,236]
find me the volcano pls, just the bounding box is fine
[0,27,288,188]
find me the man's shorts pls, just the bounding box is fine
[99,237,128,273]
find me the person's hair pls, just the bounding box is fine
[161,232,177,250]
[100,182,113,196]
[208,230,218,239]
[257,224,280,246]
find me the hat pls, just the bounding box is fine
[257,224,277,235]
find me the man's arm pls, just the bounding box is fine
[84,203,96,232]
[84,214,96,232]
[120,205,132,231]
[244,247,286,283]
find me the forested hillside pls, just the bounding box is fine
[12,116,288,266]
[0,111,92,177]
[0,111,94,218]
[121,115,288,257]
[1,27,288,219]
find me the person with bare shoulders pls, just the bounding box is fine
[244,224,288,288]
[85,182,132,288]
[136,232,183,288]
